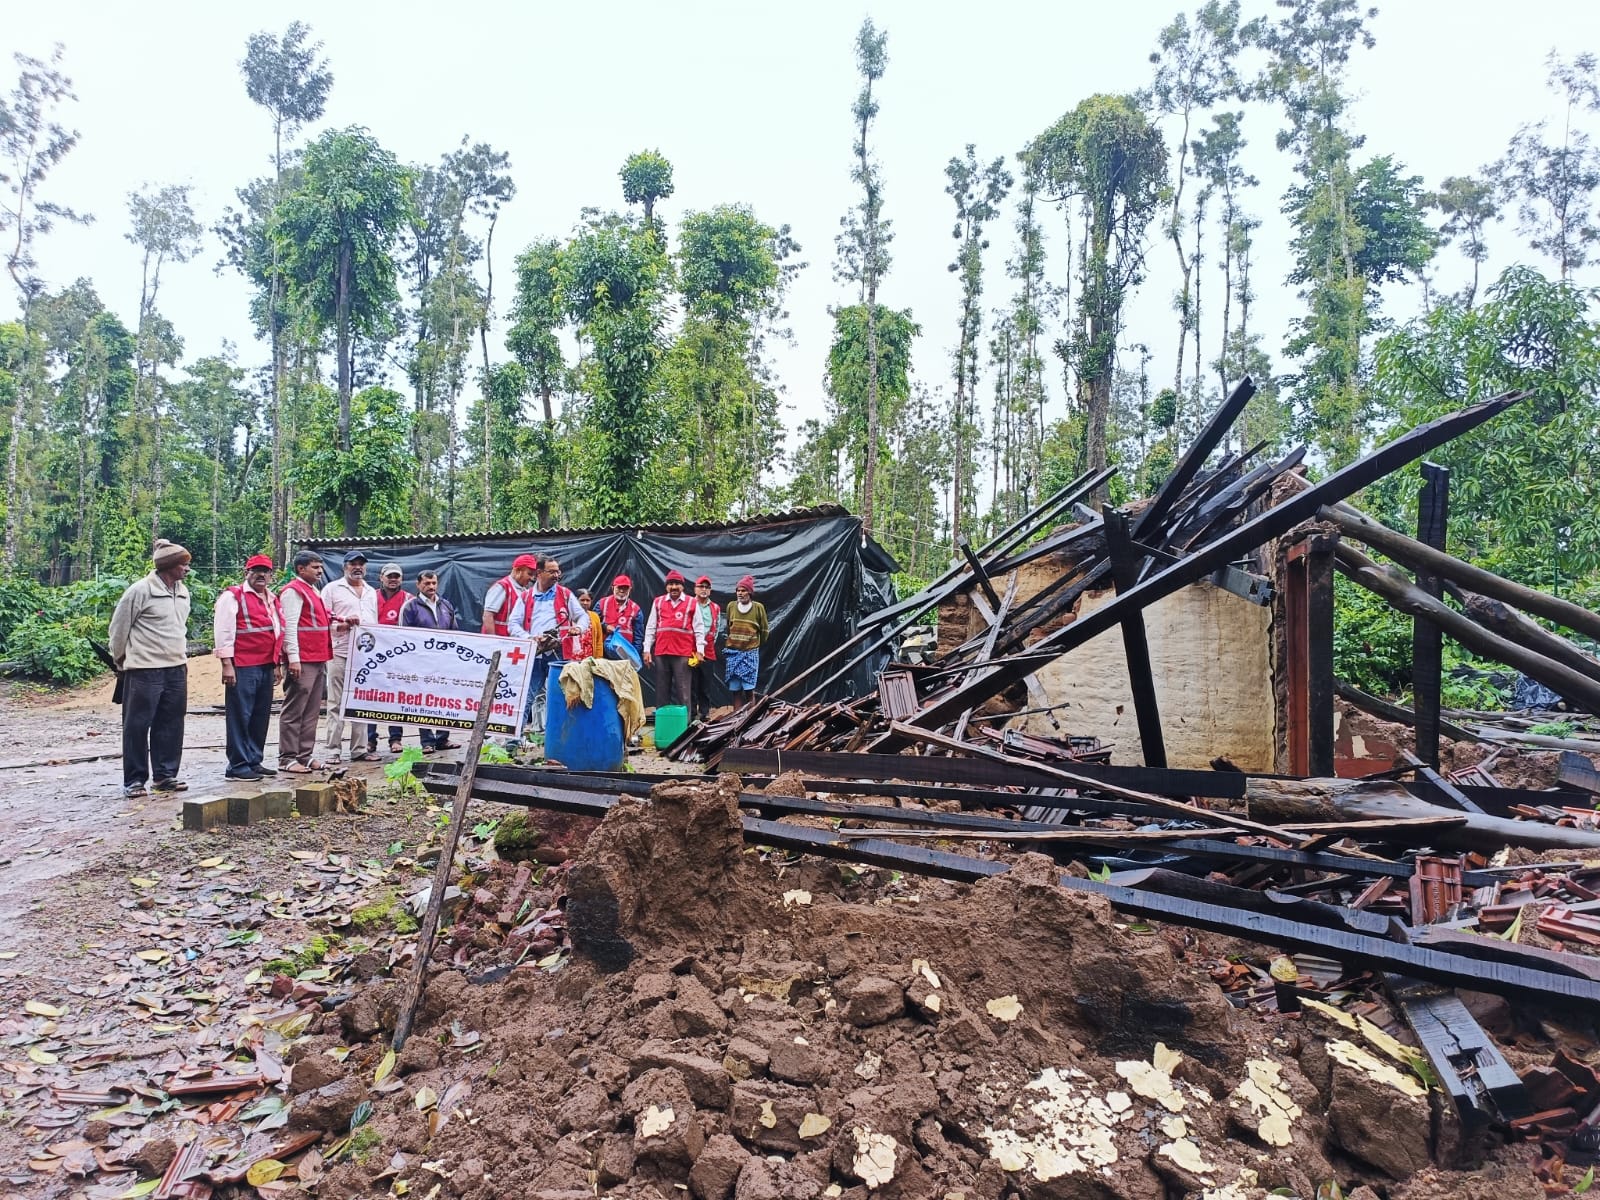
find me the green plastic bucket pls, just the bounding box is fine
[655,704,689,748]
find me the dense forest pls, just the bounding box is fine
[3,2,1600,700]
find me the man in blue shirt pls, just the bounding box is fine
[507,555,585,739]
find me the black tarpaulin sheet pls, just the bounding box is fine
[302,509,897,705]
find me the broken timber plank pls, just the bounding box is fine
[1104,508,1167,769]
[1386,975,1532,1123]
[1413,463,1450,767]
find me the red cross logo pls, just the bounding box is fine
[506,645,526,665]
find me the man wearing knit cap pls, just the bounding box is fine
[214,554,284,781]
[723,575,769,711]
[109,539,193,798]
[643,569,694,710]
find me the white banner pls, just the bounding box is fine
[340,625,537,737]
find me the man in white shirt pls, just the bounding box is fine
[320,550,380,763]
[507,555,585,737]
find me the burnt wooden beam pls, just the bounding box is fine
[1133,537,1273,606]
[1385,975,1532,1124]
[901,391,1527,735]
[1413,464,1450,766]
[1134,377,1257,541]
[1105,508,1167,768]
[959,539,1001,609]
[1306,536,1337,777]
[1558,750,1600,795]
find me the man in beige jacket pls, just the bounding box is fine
[109,539,193,798]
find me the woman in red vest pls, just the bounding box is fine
[214,554,285,781]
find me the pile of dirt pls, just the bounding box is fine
[285,775,1552,1199]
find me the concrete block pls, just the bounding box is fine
[294,781,336,816]
[182,797,229,832]
[227,792,269,826]
[260,789,294,820]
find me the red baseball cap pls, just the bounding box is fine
[664,569,686,584]
[612,574,632,588]
[245,554,274,570]
[512,554,538,570]
[695,574,712,586]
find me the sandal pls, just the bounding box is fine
[389,738,404,754]
[152,779,189,793]
[349,750,374,762]
[281,763,313,775]
[436,741,460,751]
[123,784,148,799]
[421,746,437,756]
[306,759,327,771]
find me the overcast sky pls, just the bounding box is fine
[7,1,1600,483]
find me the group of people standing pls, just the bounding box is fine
[480,555,770,728]
[109,540,773,799]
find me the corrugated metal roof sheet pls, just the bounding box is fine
[299,504,859,547]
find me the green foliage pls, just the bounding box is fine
[289,386,413,533]
[1370,267,1600,589]
[6,611,103,683]
[382,745,426,797]
[620,150,675,223]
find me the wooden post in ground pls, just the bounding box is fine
[1412,463,1450,767]
[393,650,503,1051]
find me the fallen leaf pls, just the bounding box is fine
[374,1049,396,1085]
[758,1100,777,1129]
[197,856,225,869]
[782,889,812,907]
[298,1149,324,1185]
[0,951,18,960]
[28,1047,60,1065]
[799,1112,832,1139]
[639,1104,674,1138]
[1159,1137,1213,1175]
[25,1000,64,1018]
[912,958,941,989]
[986,995,1023,1022]
[1326,1039,1426,1097]
[136,950,170,963]
[246,1158,286,1186]
[414,1086,438,1111]
[130,877,159,888]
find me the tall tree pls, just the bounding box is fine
[559,214,669,523]
[1029,94,1168,492]
[620,150,675,231]
[945,145,1011,546]
[125,185,202,538]
[240,21,332,563]
[822,303,920,530]
[1492,51,1600,282]
[835,19,893,534]
[0,46,90,569]
[1148,1,1246,405]
[1425,175,1498,308]
[274,126,410,535]
[507,237,566,527]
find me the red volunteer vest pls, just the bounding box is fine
[489,575,523,637]
[377,588,410,625]
[652,594,696,658]
[598,594,642,643]
[562,613,604,662]
[282,578,333,663]
[691,599,720,662]
[228,585,283,668]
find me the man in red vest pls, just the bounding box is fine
[643,569,695,710]
[372,563,412,755]
[482,554,538,636]
[598,574,645,647]
[278,551,333,773]
[214,553,285,782]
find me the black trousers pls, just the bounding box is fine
[688,659,715,720]
[123,665,187,787]
[655,654,691,709]
[224,663,275,776]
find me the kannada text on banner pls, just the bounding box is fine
[340,625,536,737]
